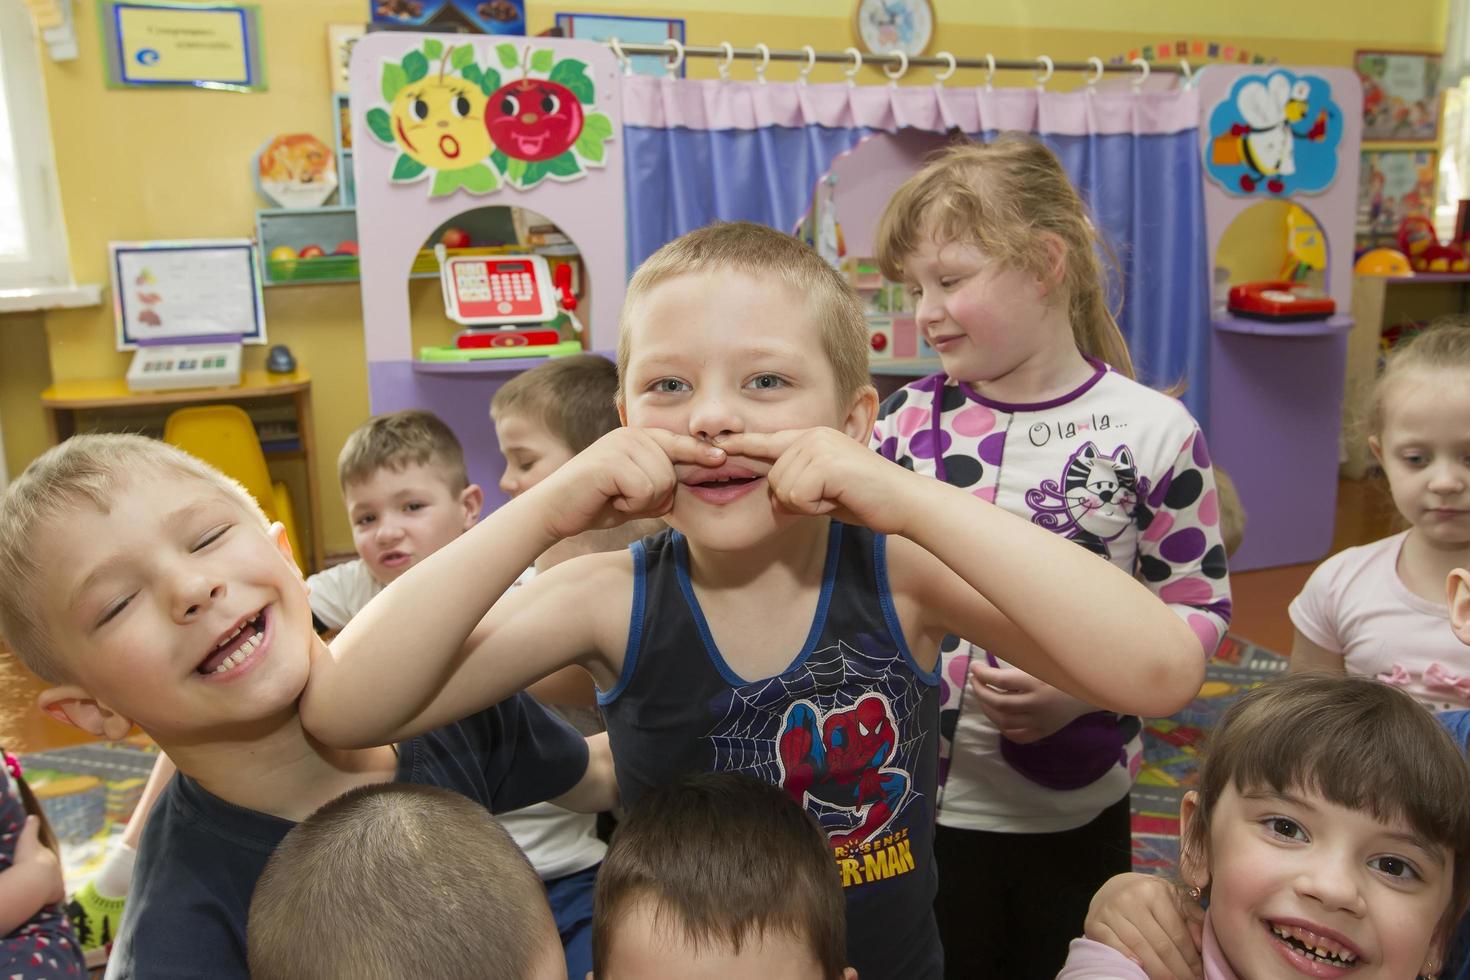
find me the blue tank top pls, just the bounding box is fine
[601,521,943,979]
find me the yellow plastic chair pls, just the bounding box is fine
[162,405,306,572]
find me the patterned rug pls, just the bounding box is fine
[15,636,1289,888]
[1131,634,1290,873]
[17,734,160,891]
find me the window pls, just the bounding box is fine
[0,0,72,290]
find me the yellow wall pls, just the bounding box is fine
[2,0,1448,553]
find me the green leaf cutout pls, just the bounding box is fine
[402,50,428,84]
[549,58,594,104]
[365,107,394,145]
[478,66,501,96]
[573,112,612,162]
[520,160,552,187]
[504,156,528,186]
[530,49,554,74]
[459,163,500,194]
[423,38,444,61]
[381,62,408,102]
[462,63,482,86]
[545,152,583,178]
[392,154,427,181]
[490,149,510,174]
[431,163,501,197]
[496,44,518,70]
[451,44,475,70]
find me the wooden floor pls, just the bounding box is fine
[0,476,1401,754]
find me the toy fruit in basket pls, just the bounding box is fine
[1397,215,1470,273]
[299,245,326,259]
[333,240,359,256]
[1354,248,1413,277]
[268,245,298,277]
[439,226,471,249]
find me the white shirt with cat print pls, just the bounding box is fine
[871,362,1231,832]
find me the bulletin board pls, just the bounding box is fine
[109,239,267,349]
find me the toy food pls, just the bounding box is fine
[440,227,471,248]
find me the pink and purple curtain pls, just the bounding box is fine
[620,78,1212,423]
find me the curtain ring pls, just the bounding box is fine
[984,52,996,90]
[1086,56,1104,87]
[754,42,770,84]
[608,37,632,76]
[717,41,735,80]
[844,46,863,85]
[662,38,684,78]
[932,51,957,84]
[1034,55,1054,90]
[1131,57,1150,91]
[798,44,817,85]
[883,49,908,84]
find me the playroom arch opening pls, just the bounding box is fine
[409,205,588,358]
[1214,199,1330,305]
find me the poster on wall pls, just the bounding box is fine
[370,0,525,36]
[98,1,265,91]
[109,240,266,349]
[554,14,685,77]
[1356,149,1437,244]
[364,37,614,197]
[1356,51,1441,143]
[1205,70,1342,196]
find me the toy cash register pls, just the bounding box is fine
[431,250,583,359]
[1227,280,1336,322]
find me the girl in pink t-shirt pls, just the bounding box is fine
[1059,674,1470,980]
[1290,321,1470,710]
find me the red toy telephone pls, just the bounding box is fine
[1227,280,1336,322]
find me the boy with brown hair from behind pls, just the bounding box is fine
[248,783,565,980]
[593,772,856,980]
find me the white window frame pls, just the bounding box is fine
[0,0,73,291]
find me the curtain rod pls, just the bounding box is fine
[603,40,1186,78]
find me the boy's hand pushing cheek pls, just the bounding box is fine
[536,427,724,538]
[714,428,912,535]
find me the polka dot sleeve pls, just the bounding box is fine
[1137,427,1233,656]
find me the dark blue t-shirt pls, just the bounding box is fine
[601,523,944,980]
[104,695,589,979]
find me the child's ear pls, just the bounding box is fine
[1041,233,1068,291]
[1448,568,1470,645]
[268,522,306,587]
[843,969,859,980]
[841,386,880,444]
[1177,790,1210,893]
[1368,434,1384,465]
[617,399,628,427]
[37,686,135,741]
[459,483,484,528]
